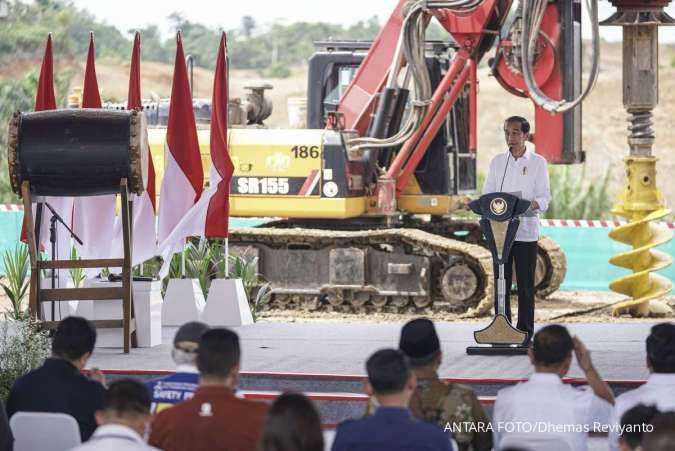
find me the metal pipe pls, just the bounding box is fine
[385,48,470,180]
[186,54,195,98]
[396,63,471,194]
[469,59,478,153]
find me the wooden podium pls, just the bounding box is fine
[22,179,137,353]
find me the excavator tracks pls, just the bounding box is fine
[228,227,495,316]
[400,217,567,298]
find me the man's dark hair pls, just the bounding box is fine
[503,115,531,134]
[620,404,660,450]
[366,349,410,395]
[532,325,573,366]
[197,328,241,378]
[641,412,675,451]
[52,316,97,361]
[260,392,324,451]
[102,379,151,416]
[646,322,675,373]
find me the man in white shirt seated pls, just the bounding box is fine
[70,379,158,451]
[609,322,675,451]
[492,325,614,451]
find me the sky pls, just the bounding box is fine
[71,0,675,43]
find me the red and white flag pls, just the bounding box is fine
[20,34,74,287]
[111,32,157,265]
[159,33,233,267]
[71,33,117,270]
[157,32,204,253]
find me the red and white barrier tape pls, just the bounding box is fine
[539,219,675,229]
[0,204,23,212]
[2,204,673,228]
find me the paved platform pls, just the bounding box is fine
[89,321,658,381]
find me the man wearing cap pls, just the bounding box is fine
[367,319,492,451]
[145,321,209,414]
[401,319,492,451]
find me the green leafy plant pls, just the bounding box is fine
[185,238,216,299]
[68,246,85,288]
[227,250,259,296]
[544,165,613,219]
[227,249,270,322]
[1,244,30,321]
[0,318,50,402]
[250,282,272,322]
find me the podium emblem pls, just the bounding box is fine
[489,197,507,216]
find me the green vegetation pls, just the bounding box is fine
[544,165,613,220]
[0,319,50,402]
[0,1,381,72]
[0,244,30,320]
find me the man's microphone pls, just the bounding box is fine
[499,148,512,192]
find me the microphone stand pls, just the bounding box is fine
[44,202,83,321]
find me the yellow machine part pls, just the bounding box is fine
[148,127,368,219]
[609,156,673,316]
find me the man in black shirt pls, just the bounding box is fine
[6,316,105,441]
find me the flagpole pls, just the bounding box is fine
[225,238,229,277]
[181,243,186,278]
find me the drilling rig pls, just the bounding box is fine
[138,0,671,316]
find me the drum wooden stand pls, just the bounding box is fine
[22,179,137,353]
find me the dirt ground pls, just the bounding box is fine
[258,290,675,324]
[2,282,672,324]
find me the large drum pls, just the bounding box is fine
[7,108,148,197]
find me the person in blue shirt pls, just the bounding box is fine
[145,321,209,414]
[332,348,454,451]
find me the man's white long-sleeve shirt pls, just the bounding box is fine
[608,373,675,451]
[482,148,550,242]
[492,373,612,451]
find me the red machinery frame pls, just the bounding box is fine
[335,0,573,205]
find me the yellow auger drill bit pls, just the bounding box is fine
[609,156,672,317]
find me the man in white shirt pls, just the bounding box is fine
[492,325,614,451]
[482,116,550,342]
[70,379,158,451]
[609,322,675,451]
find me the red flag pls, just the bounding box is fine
[21,34,59,244]
[81,33,102,108]
[157,32,204,245]
[205,32,234,237]
[157,33,232,274]
[35,33,57,111]
[128,32,156,211]
[72,33,116,265]
[111,31,158,265]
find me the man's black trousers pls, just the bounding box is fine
[493,240,538,340]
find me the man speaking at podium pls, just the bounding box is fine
[482,116,551,344]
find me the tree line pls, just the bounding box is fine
[0,0,382,202]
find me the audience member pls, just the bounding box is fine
[6,316,105,441]
[146,321,209,414]
[259,392,324,451]
[332,349,453,451]
[69,379,158,450]
[149,328,268,451]
[492,324,614,451]
[609,323,675,451]
[640,411,675,451]
[617,404,660,451]
[0,399,12,451]
[400,318,491,451]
